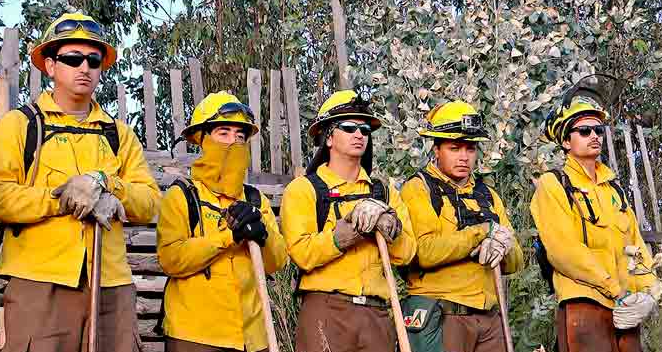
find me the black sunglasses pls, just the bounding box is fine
[205,102,255,123]
[54,19,103,37]
[569,125,606,137]
[55,52,103,69]
[334,121,371,136]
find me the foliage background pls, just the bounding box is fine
[1,0,661,351]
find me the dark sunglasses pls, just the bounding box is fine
[569,125,606,137]
[205,102,255,123]
[334,121,372,136]
[55,52,103,69]
[54,19,103,37]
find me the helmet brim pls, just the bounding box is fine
[31,35,117,74]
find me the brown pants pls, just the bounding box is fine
[3,276,141,352]
[442,309,506,352]
[165,337,267,352]
[295,293,396,352]
[557,299,642,352]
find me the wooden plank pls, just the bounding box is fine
[169,69,187,155]
[0,28,20,116]
[636,125,661,232]
[128,253,163,274]
[0,62,7,117]
[605,126,620,177]
[247,68,262,172]
[30,64,41,101]
[330,0,350,89]
[642,231,662,244]
[118,85,128,123]
[622,125,647,226]
[143,70,158,150]
[269,70,283,174]
[282,67,303,173]
[188,58,205,106]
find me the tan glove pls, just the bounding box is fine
[91,193,127,231]
[492,223,515,255]
[613,292,657,329]
[333,219,361,251]
[471,238,507,268]
[347,198,390,234]
[375,209,402,243]
[52,172,105,219]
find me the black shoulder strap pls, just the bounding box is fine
[549,169,575,209]
[548,169,591,244]
[19,104,45,178]
[371,179,389,204]
[306,173,331,233]
[243,184,262,209]
[608,180,628,213]
[99,120,120,155]
[416,170,444,216]
[170,178,200,236]
[473,178,495,207]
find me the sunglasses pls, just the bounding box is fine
[55,52,103,69]
[205,102,255,123]
[53,19,103,38]
[334,121,372,136]
[569,125,606,137]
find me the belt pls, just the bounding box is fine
[439,299,497,316]
[307,292,389,309]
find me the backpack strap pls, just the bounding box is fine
[243,184,263,209]
[472,179,500,224]
[371,179,389,204]
[170,178,202,236]
[547,170,589,245]
[305,173,332,233]
[19,104,45,179]
[608,180,628,213]
[100,120,120,155]
[415,170,444,216]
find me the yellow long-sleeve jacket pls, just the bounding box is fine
[0,92,160,288]
[280,164,416,300]
[401,162,524,310]
[157,179,287,352]
[530,156,656,308]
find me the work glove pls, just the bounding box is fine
[333,219,362,251]
[375,209,402,243]
[52,171,106,220]
[470,223,514,268]
[613,292,657,329]
[347,198,391,234]
[228,201,267,247]
[91,193,127,231]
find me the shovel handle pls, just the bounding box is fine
[89,222,103,352]
[493,265,515,352]
[375,233,412,352]
[248,240,280,352]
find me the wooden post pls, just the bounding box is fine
[170,69,187,155]
[330,0,350,89]
[622,125,647,226]
[188,58,205,106]
[605,126,620,177]
[30,64,41,102]
[0,28,20,116]
[282,67,303,175]
[636,125,661,232]
[247,68,262,172]
[269,70,283,174]
[117,85,128,123]
[143,70,158,150]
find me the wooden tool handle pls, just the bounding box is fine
[493,265,515,352]
[248,240,280,352]
[375,233,412,352]
[89,223,103,352]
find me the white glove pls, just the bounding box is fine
[613,292,657,329]
[347,198,390,234]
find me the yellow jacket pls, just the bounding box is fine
[280,164,416,300]
[401,162,524,310]
[157,179,287,351]
[0,92,160,288]
[530,156,656,308]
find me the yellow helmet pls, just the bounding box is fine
[544,98,606,145]
[308,90,382,146]
[181,91,259,145]
[31,13,117,73]
[419,101,489,141]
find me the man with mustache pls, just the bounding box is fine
[399,101,523,352]
[280,90,416,352]
[0,13,160,352]
[531,84,658,352]
[156,91,287,352]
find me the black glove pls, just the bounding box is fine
[232,220,268,247]
[227,201,262,231]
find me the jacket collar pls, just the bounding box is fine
[316,163,372,189]
[36,91,113,124]
[424,161,476,193]
[563,155,615,189]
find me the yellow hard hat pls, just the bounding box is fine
[181,91,259,145]
[544,98,606,145]
[419,101,489,141]
[31,13,117,73]
[308,90,382,145]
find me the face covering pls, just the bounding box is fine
[191,136,250,199]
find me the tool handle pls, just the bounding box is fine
[248,240,280,352]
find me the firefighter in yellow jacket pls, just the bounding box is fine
[280,90,417,352]
[0,13,160,352]
[531,74,657,352]
[156,91,288,352]
[400,101,524,352]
